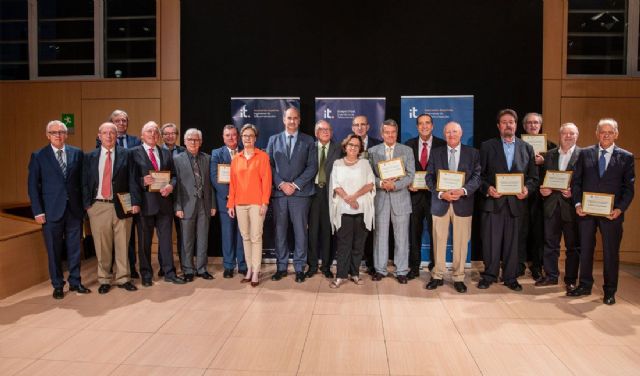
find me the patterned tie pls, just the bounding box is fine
[318,145,327,185]
[599,149,607,177]
[56,149,67,178]
[420,142,428,170]
[386,146,394,161]
[101,150,112,198]
[190,154,203,198]
[287,135,294,158]
[449,148,457,171]
[148,147,159,171]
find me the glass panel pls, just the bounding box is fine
[569,0,625,10]
[0,0,28,80]
[567,59,625,74]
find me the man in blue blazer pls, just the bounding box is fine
[266,107,318,283]
[570,118,635,305]
[211,125,247,278]
[28,120,90,299]
[425,122,481,293]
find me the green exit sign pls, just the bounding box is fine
[61,113,75,135]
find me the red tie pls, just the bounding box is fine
[420,142,428,170]
[148,147,159,171]
[101,150,112,198]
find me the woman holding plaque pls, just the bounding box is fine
[227,124,272,287]
[329,134,375,288]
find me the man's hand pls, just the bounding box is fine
[281,182,296,196]
[381,179,396,192]
[210,208,216,217]
[143,174,154,186]
[160,184,173,197]
[175,210,184,219]
[516,186,528,200]
[539,187,552,197]
[534,153,544,165]
[488,186,502,199]
[35,214,46,225]
[561,188,572,199]
[576,204,586,217]
[608,208,622,220]
[228,208,235,218]
[131,205,140,214]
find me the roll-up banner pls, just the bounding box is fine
[314,97,386,143]
[400,95,474,266]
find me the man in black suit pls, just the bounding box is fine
[405,113,446,279]
[306,120,343,278]
[570,118,635,305]
[130,121,185,286]
[478,109,538,291]
[161,122,185,269]
[83,122,141,294]
[536,122,581,291]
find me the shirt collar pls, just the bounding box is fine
[559,145,576,155]
[143,143,156,152]
[51,144,65,153]
[101,146,114,154]
[420,136,433,145]
[502,138,515,145]
[447,144,460,152]
[599,144,615,154]
[318,140,330,148]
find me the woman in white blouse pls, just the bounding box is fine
[329,134,375,288]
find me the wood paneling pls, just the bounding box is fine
[562,80,640,98]
[161,80,180,129]
[160,0,180,80]
[542,79,562,144]
[543,0,564,79]
[81,81,161,99]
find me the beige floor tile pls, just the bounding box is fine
[0,326,78,358]
[111,364,206,376]
[42,329,150,363]
[159,309,240,336]
[125,333,226,368]
[546,343,640,375]
[307,314,383,340]
[13,360,118,376]
[454,318,542,344]
[259,273,322,294]
[0,303,55,330]
[316,276,378,294]
[441,294,518,319]
[298,339,388,375]
[0,283,60,307]
[526,318,624,346]
[376,275,436,297]
[386,341,481,375]
[185,290,255,313]
[231,312,311,340]
[378,294,450,318]
[466,342,572,376]
[205,370,294,376]
[134,290,197,311]
[313,292,379,315]
[504,296,586,320]
[208,337,304,373]
[0,357,34,376]
[88,305,177,332]
[15,306,102,330]
[568,297,640,321]
[384,316,462,343]
[591,319,640,349]
[247,291,316,315]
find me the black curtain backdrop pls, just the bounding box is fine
[181,0,543,259]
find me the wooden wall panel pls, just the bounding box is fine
[161,80,180,130]
[543,0,564,80]
[542,79,562,144]
[81,81,161,99]
[160,0,180,80]
[562,80,640,98]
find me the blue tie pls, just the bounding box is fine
[599,149,607,177]
[287,135,293,158]
[117,136,124,147]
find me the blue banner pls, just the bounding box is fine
[315,98,386,143]
[400,95,474,265]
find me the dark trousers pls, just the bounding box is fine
[42,209,83,288]
[335,214,368,279]
[578,215,623,295]
[308,185,333,272]
[273,195,311,273]
[519,194,544,270]
[481,205,520,284]
[138,212,176,280]
[219,207,246,271]
[543,206,579,284]
[127,216,138,272]
[409,192,435,271]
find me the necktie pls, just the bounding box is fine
[230,149,236,159]
[599,149,607,177]
[101,150,112,198]
[148,147,159,171]
[318,145,327,185]
[287,135,293,158]
[420,142,428,170]
[386,146,394,161]
[190,154,203,198]
[117,136,124,147]
[449,148,457,171]
[56,149,67,178]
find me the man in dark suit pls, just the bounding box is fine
[425,122,481,293]
[161,122,185,269]
[28,120,90,299]
[266,106,318,283]
[83,122,141,294]
[570,118,635,305]
[130,121,185,286]
[306,120,343,279]
[405,113,446,278]
[478,109,538,291]
[211,125,247,278]
[536,122,581,291]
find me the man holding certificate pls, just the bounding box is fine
[368,119,415,284]
[478,109,538,291]
[570,118,635,305]
[424,122,480,293]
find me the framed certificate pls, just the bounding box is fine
[436,170,465,192]
[521,134,547,154]
[149,170,171,192]
[217,164,231,184]
[582,192,614,216]
[541,170,572,190]
[496,173,524,195]
[411,171,428,190]
[116,193,133,214]
[377,158,406,180]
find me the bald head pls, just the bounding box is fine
[443,121,463,148]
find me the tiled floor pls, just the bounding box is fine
[1,260,640,375]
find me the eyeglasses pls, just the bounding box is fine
[242,134,255,139]
[346,143,360,148]
[185,138,201,143]
[352,123,368,128]
[163,132,177,136]
[48,131,67,136]
[316,128,331,132]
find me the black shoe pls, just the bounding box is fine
[530,267,543,281]
[117,281,138,291]
[426,278,443,290]
[164,276,186,285]
[454,281,467,293]
[142,278,153,287]
[322,270,334,279]
[223,269,233,278]
[372,272,385,281]
[183,274,194,282]
[407,269,420,280]
[158,269,165,277]
[535,278,558,287]
[69,284,91,294]
[52,287,64,299]
[98,284,111,294]
[517,263,526,277]
[130,270,140,279]
[427,262,435,272]
[566,285,591,297]
[295,272,306,283]
[271,271,287,281]
[367,267,376,276]
[603,294,616,305]
[238,269,248,276]
[505,281,523,291]
[477,278,492,289]
[397,275,408,284]
[565,283,577,293]
[305,270,317,278]
[197,272,214,280]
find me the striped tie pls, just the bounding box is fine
[57,149,67,178]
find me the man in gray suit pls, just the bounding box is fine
[368,119,415,284]
[174,128,217,281]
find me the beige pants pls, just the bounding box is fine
[432,205,471,282]
[87,201,132,284]
[236,204,265,271]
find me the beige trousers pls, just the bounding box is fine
[87,201,132,284]
[236,204,265,271]
[432,205,471,282]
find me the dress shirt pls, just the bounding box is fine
[418,136,433,166]
[502,138,515,170]
[143,143,161,170]
[558,145,576,171]
[437,144,467,199]
[598,143,615,170]
[50,144,67,165]
[96,146,115,200]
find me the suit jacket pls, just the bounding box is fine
[405,136,447,204]
[368,142,415,215]
[425,144,481,217]
[174,151,216,218]
[479,137,539,217]
[130,144,177,216]
[572,144,635,213]
[366,136,382,149]
[266,131,318,197]
[163,144,186,157]
[28,144,84,222]
[316,140,343,186]
[210,146,234,208]
[82,146,142,219]
[541,146,581,221]
[96,134,142,149]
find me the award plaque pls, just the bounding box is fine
[377,158,406,180]
[541,170,572,190]
[582,192,614,216]
[495,173,524,195]
[411,171,428,190]
[116,193,133,214]
[217,164,231,184]
[149,170,171,192]
[436,170,465,192]
[521,134,548,154]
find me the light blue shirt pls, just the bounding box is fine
[502,138,515,170]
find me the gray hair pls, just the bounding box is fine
[241,123,259,138]
[141,121,160,134]
[380,118,399,135]
[315,119,332,132]
[46,120,67,132]
[109,109,128,122]
[443,121,462,135]
[523,112,543,126]
[559,122,579,134]
[597,118,618,133]
[161,122,178,134]
[98,122,117,133]
[184,128,202,141]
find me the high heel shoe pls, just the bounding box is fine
[250,271,260,287]
[241,269,252,283]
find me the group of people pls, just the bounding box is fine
[27,106,634,305]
